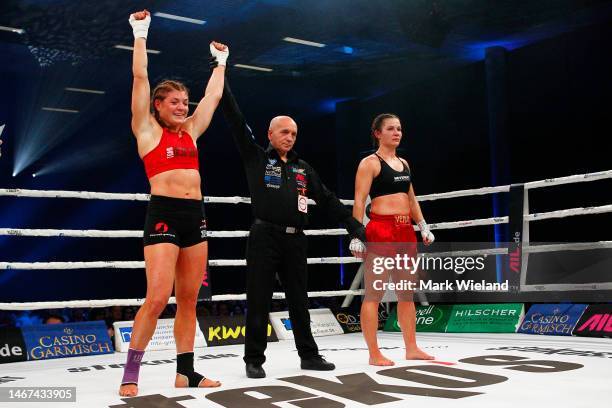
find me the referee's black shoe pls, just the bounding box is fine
[246,363,266,378]
[301,355,335,371]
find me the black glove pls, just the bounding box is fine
[344,216,366,243]
[209,55,219,71]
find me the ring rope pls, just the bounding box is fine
[2,203,610,238]
[0,228,349,238]
[428,241,612,258]
[4,239,612,311]
[0,189,335,206]
[2,169,611,310]
[1,169,610,204]
[525,204,612,221]
[0,289,367,311]
[4,239,612,271]
[2,240,611,309]
[0,257,362,270]
[523,170,612,190]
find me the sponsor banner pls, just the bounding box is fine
[333,307,389,333]
[415,305,452,332]
[66,353,240,373]
[377,307,390,330]
[114,318,206,352]
[332,308,362,333]
[518,304,587,336]
[197,315,278,347]
[270,309,344,340]
[573,304,612,338]
[505,184,525,291]
[446,303,524,333]
[0,328,27,364]
[383,305,452,332]
[21,321,113,361]
[383,307,399,332]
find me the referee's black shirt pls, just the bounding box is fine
[220,82,364,238]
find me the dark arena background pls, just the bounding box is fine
[0,1,611,407]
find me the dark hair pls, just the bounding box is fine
[151,79,189,127]
[371,113,399,147]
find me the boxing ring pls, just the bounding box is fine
[1,169,611,407]
[1,332,611,407]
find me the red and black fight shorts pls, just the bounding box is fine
[143,195,207,248]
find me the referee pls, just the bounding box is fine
[219,77,366,378]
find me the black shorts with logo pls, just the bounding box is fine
[143,195,207,248]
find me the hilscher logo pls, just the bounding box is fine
[155,222,169,233]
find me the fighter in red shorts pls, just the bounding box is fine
[350,113,435,366]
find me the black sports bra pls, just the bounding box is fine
[369,154,411,199]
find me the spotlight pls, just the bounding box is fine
[32,173,36,178]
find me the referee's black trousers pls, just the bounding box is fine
[243,222,318,365]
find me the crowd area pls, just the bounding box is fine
[0,297,341,332]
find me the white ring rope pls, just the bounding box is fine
[0,188,340,206]
[1,169,611,310]
[1,169,610,204]
[523,241,612,253]
[2,240,612,310]
[0,257,362,270]
[523,170,612,190]
[2,203,610,239]
[4,238,612,271]
[526,204,612,221]
[0,228,349,238]
[0,290,367,311]
[425,241,612,258]
[418,186,510,202]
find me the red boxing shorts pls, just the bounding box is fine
[366,213,417,243]
[363,213,418,302]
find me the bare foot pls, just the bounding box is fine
[118,383,138,397]
[175,373,221,388]
[406,347,434,360]
[369,354,395,366]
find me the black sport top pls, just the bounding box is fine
[369,154,412,199]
